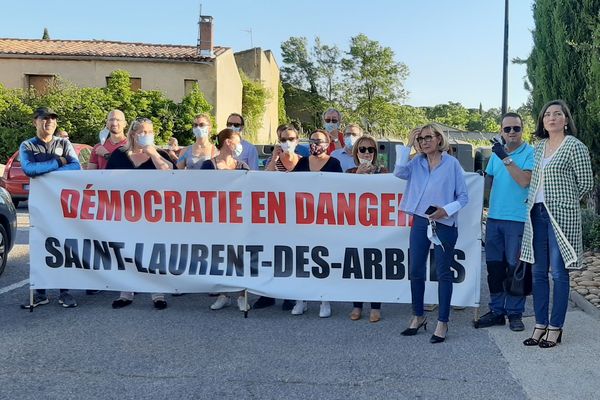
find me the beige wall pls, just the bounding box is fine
[0,57,219,104]
[214,49,242,132]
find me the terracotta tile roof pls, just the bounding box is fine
[0,38,226,62]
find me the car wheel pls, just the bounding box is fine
[0,224,7,276]
[11,198,19,208]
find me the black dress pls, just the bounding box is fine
[292,156,343,172]
[106,148,174,170]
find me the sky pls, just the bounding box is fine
[0,0,535,110]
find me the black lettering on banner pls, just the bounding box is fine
[311,246,330,279]
[94,241,112,270]
[363,248,383,279]
[134,243,149,273]
[189,244,208,275]
[148,244,168,275]
[274,245,293,277]
[342,248,363,279]
[385,248,405,280]
[109,241,126,270]
[246,245,263,277]
[81,239,91,270]
[45,237,63,268]
[295,246,310,278]
[64,238,84,269]
[169,244,188,275]
[226,245,244,276]
[452,249,466,283]
[210,245,225,276]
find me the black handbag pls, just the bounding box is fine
[505,261,532,297]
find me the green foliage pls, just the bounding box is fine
[582,208,600,250]
[175,83,213,145]
[240,71,270,143]
[277,80,288,125]
[280,37,319,94]
[42,28,50,40]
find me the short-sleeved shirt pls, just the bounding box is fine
[200,158,250,171]
[89,138,128,169]
[327,131,345,155]
[178,146,214,169]
[486,142,534,222]
[330,148,356,172]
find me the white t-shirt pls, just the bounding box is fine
[534,155,554,203]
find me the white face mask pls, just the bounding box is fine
[359,158,371,165]
[280,141,297,154]
[99,128,110,145]
[233,142,243,158]
[137,134,154,147]
[228,125,242,133]
[427,221,445,251]
[193,126,209,139]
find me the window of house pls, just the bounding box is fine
[184,79,198,95]
[27,74,55,94]
[105,76,142,91]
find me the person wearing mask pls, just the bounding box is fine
[20,107,81,309]
[346,135,388,322]
[475,113,533,332]
[176,113,217,170]
[56,130,69,140]
[394,124,468,343]
[292,129,343,318]
[521,100,593,348]
[322,108,345,154]
[107,118,173,310]
[201,128,251,312]
[88,110,128,170]
[331,124,363,172]
[226,113,259,170]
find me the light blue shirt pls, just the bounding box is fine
[393,146,469,227]
[486,142,534,222]
[331,148,356,172]
[240,139,259,171]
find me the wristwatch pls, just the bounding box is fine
[503,157,513,166]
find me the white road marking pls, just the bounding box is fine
[0,279,29,294]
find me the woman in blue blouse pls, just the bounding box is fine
[393,124,469,343]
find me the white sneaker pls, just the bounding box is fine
[319,301,331,318]
[291,300,307,315]
[237,296,250,311]
[210,294,230,310]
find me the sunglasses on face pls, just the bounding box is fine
[324,118,339,123]
[279,137,297,143]
[358,146,376,154]
[193,123,209,128]
[415,135,436,144]
[227,122,243,128]
[502,126,522,133]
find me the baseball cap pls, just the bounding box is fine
[33,107,58,119]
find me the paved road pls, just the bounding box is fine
[1,205,599,399]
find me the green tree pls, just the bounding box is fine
[240,71,270,143]
[42,28,50,40]
[314,37,341,103]
[280,37,319,94]
[175,83,213,145]
[424,102,470,129]
[277,80,288,125]
[340,34,409,134]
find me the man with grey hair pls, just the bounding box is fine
[331,123,363,171]
[322,108,345,154]
[88,110,128,170]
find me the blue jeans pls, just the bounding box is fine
[485,218,526,318]
[531,203,570,328]
[409,215,458,323]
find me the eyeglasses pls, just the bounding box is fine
[227,122,243,128]
[280,137,297,143]
[358,146,376,154]
[324,119,339,123]
[415,135,436,144]
[309,139,326,145]
[502,126,522,133]
[193,123,209,128]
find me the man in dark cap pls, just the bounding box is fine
[20,107,81,309]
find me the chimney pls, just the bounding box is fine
[197,15,214,58]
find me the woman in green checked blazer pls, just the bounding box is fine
[520,100,593,348]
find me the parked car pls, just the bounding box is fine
[0,143,92,207]
[0,186,17,276]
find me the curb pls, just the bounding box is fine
[570,289,600,321]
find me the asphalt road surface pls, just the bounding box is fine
[1,205,599,400]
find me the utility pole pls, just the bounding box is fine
[501,0,509,114]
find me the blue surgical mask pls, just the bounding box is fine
[324,122,339,133]
[345,135,358,149]
[193,126,209,139]
[137,134,154,147]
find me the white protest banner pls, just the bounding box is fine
[29,170,483,306]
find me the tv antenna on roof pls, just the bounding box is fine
[242,28,257,67]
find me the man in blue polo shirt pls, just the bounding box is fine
[476,112,533,331]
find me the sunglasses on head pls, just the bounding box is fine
[227,122,243,128]
[502,126,522,133]
[324,118,339,123]
[358,146,376,154]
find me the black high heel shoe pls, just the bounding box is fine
[430,323,448,344]
[539,328,562,348]
[523,326,547,346]
[401,317,427,336]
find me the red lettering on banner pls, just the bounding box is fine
[218,192,227,223]
[183,191,202,222]
[60,189,80,218]
[380,193,395,226]
[296,193,314,224]
[97,190,122,221]
[397,194,409,227]
[316,193,336,225]
[267,192,286,223]
[143,190,162,223]
[358,193,378,226]
[80,184,95,220]
[337,193,356,225]
[229,191,243,223]
[251,192,266,223]
[123,190,142,222]
[164,191,183,223]
[200,191,216,223]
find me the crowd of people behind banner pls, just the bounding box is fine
[18,99,593,346]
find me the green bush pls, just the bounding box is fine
[581,208,600,250]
